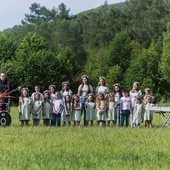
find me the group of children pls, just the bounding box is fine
[17,79,154,128]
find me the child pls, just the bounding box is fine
[51,91,63,126]
[113,83,122,126]
[132,96,144,128]
[85,93,96,126]
[60,81,72,124]
[72,94,81,127]
[96,93,107,127]
[120,89,132,127]
[18,88,32,126]
[31,92,42,126]
[42,90,53,126]
[144,95,154,128]
[63,94,72,126]
[129,81,142,126]
[143,88,154,104]
[107,93,116,127]
[31,85,44,101]
[49,84,56,102]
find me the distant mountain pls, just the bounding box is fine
[76,2,125,15]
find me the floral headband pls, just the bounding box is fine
[62,81,69,86]
[43,90,50,95]
[133,81,140,86]
[98,76,105,80]
[113,83,120,87]
[48,84,56,90]
[81,75,89,79]
[21,87,29,92]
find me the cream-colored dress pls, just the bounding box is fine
[96,101,106,121]
[107,102,115,121]
[72,103,81,121]
[132,103,143,124]
[63,103,72,122]
[32,100,42,120]
[42,100,52,120]
[144,103,154,121]
[85,102,96,121]
[19,97,32,121]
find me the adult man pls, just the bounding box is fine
[0,72,9,94]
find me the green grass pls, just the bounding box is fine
[0,107,170,170]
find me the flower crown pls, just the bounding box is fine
[48,84,56,90]
[81,75,89,79]
[62,81,69,86]
[99,76,105,80]
[21,87,29,92]
[113,83,120,87]
[43,90,50,95]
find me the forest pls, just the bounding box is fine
[1,0,170,103]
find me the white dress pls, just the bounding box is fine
[144,103,154,121]
[132,103,143,124]
[107,102,115,121]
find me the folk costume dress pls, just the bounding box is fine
[32,100,42,120]
[19,97,32,121]
[144,103,154,121]
[63,103,72,122]
[107,102,116,121]
[132,103,143,124]
[72,103,81,121]
[42,100,52,120]
[60,90,72,122]
[96,101,107,121]
[85,102,96,121]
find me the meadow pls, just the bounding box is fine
[0,107,170,170]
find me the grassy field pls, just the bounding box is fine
[0,107,170,170]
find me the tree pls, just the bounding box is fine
[160,22,170,80]
[107,32,132,73]
[123,0,170,47]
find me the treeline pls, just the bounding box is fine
[1,0,170,102]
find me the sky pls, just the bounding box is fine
[0,0,125,31]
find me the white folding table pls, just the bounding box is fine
[149,106,170,128]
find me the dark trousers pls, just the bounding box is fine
[51,113,61,126]
[121,110,130,127]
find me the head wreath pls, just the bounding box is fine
[48,85,56,90]
[113,83,121,87]
[62,81,69,86]
[99,76,105,80]
[21,87,29,92]
[43,90,50,95]
[81,75,89,79]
